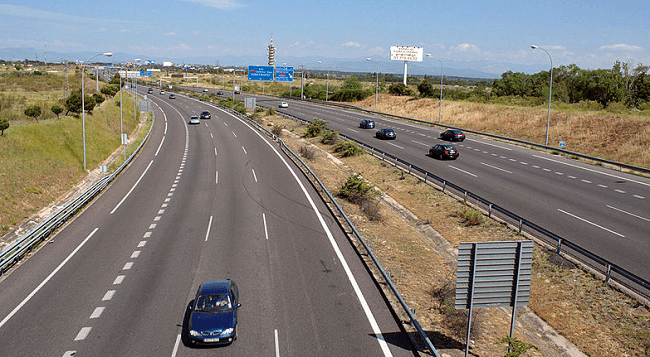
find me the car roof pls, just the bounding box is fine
[198,280,232,295]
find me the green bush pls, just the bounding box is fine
[497,337,538,357]
[0,118,9,135]
[456,207,484,226]
[321,130,339,145]
[51,105,63,118]
[267,106,276,116]
[388,83,415,96]
[339,174,377,204]
[305,118,328,138]
[24,105,42,122]
[333,141,363,157]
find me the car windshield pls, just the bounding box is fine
[196,294,232,313]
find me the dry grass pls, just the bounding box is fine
[265,113,650,356]
[352,94,650,169]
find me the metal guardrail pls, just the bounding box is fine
[0,93,155,275]
[277,110,650,301]
[216,103,442,356]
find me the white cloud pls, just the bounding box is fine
[599,44,642,51]
[98,27,109,32]
[342,42,363,48]
[452,43,480,53]
[193,31,201,36]
[164,32,176,36]
[120,29,131,33]
[0,4,148,25]
[181,0,246,10]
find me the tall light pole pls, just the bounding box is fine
[366,57,379,111]
[426,54,444,124]
[318,60,330,102]
[82,51,112,171]
[132,59,141,132]
[531,45,553,147]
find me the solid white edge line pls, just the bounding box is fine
[155,135,165,156]
[0,228,99,329]
[205,215,213,242]
[213,105,394,357]
[558,209,625,237]
[275,329,280,357]
[110,160,154,214]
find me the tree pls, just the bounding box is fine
[0,118,9,136]
[101,84,119,97]
[65,89,96,115]
[341,76,363,91]
[92,93,105,105]
[417,79,435,97]
[51,105,64,118]
[388,83,415,96]
[24,105,42,122]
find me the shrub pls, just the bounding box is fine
[456,207,484,226]
[299,145,316,161]
[339,174,376,203]
[333,141,363,157]
[497,337,538,357]
[24,105,42,122]
[267,106,276,116]
[51,105,63,118]
[271,125,284,137]
[417,79,436,97]
[0,118,9,135]
[92,93,105,105]
[304,118,328,138]
[389,83,415,96]
[321,130,339,145]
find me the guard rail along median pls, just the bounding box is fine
[218,103,442,356]
[0,92,155,276]
[277,108,650,303]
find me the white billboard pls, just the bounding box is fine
[390,46,424,62]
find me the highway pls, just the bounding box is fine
[0,88,415,356]
[229,91,650,284]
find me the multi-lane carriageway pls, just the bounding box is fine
[0,89,417,356]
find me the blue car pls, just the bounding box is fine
[188,280,241,345]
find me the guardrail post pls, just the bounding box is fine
[463,191,467,204]
[518,219,523,234]
[408,164,412,174]
[424,172,428,184]
[488,203,492,218]
[606,264,612,283]
[557,238,563,254]
[382,153,385,161]
[443,181,446,193]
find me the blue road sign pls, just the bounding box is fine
[275,66,294,82]
[248,66,274,81]
[559,141,566,148]
[140,70,152,77]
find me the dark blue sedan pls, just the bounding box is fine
[188,280,241,345]
[375,128,396,140]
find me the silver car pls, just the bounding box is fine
[189,115,200,125]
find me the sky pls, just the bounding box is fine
[1,0,649,75]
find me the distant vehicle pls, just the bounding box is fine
[217,91,224,95]
[160,89,166,94]
[189,115,200,125]
[147,88,153,94]
[168,93,176,99]
[234,89,241,94]
[359,119,375,129]
[200,110,211,119]
[188,280,241,345]
[203,88,209,92]
[375,128,396,140]
[279,101,288,108]
[429,143,459,160]
[439,129,466,142]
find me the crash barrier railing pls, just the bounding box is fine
[276,110,650,302]
[214,103,442,356]
[0,91,155,275]
[283,96,650,176]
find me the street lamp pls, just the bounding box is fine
[531,45,553,147]
[426,54,444,124]
[366,57,379,111]
[82,51,112,171]
[318,60,330,102]
[132,59,141,134]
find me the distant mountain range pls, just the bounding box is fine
[0,47,544,79]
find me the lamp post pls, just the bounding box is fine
[132,59,141,133]
[318,60,330,102]
[426,54,444,124]
[82,51,112,171]
[366,57,379,111]
[531,45,553,147]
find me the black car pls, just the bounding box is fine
[375,128,396,140]
[359,119,375,129]
[439,129,466,142]
[429,144,459,160]
[188,280,241,345]
[200,110,211,119]
[217,91,224,95]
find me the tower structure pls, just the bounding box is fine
[267,34,276,66]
